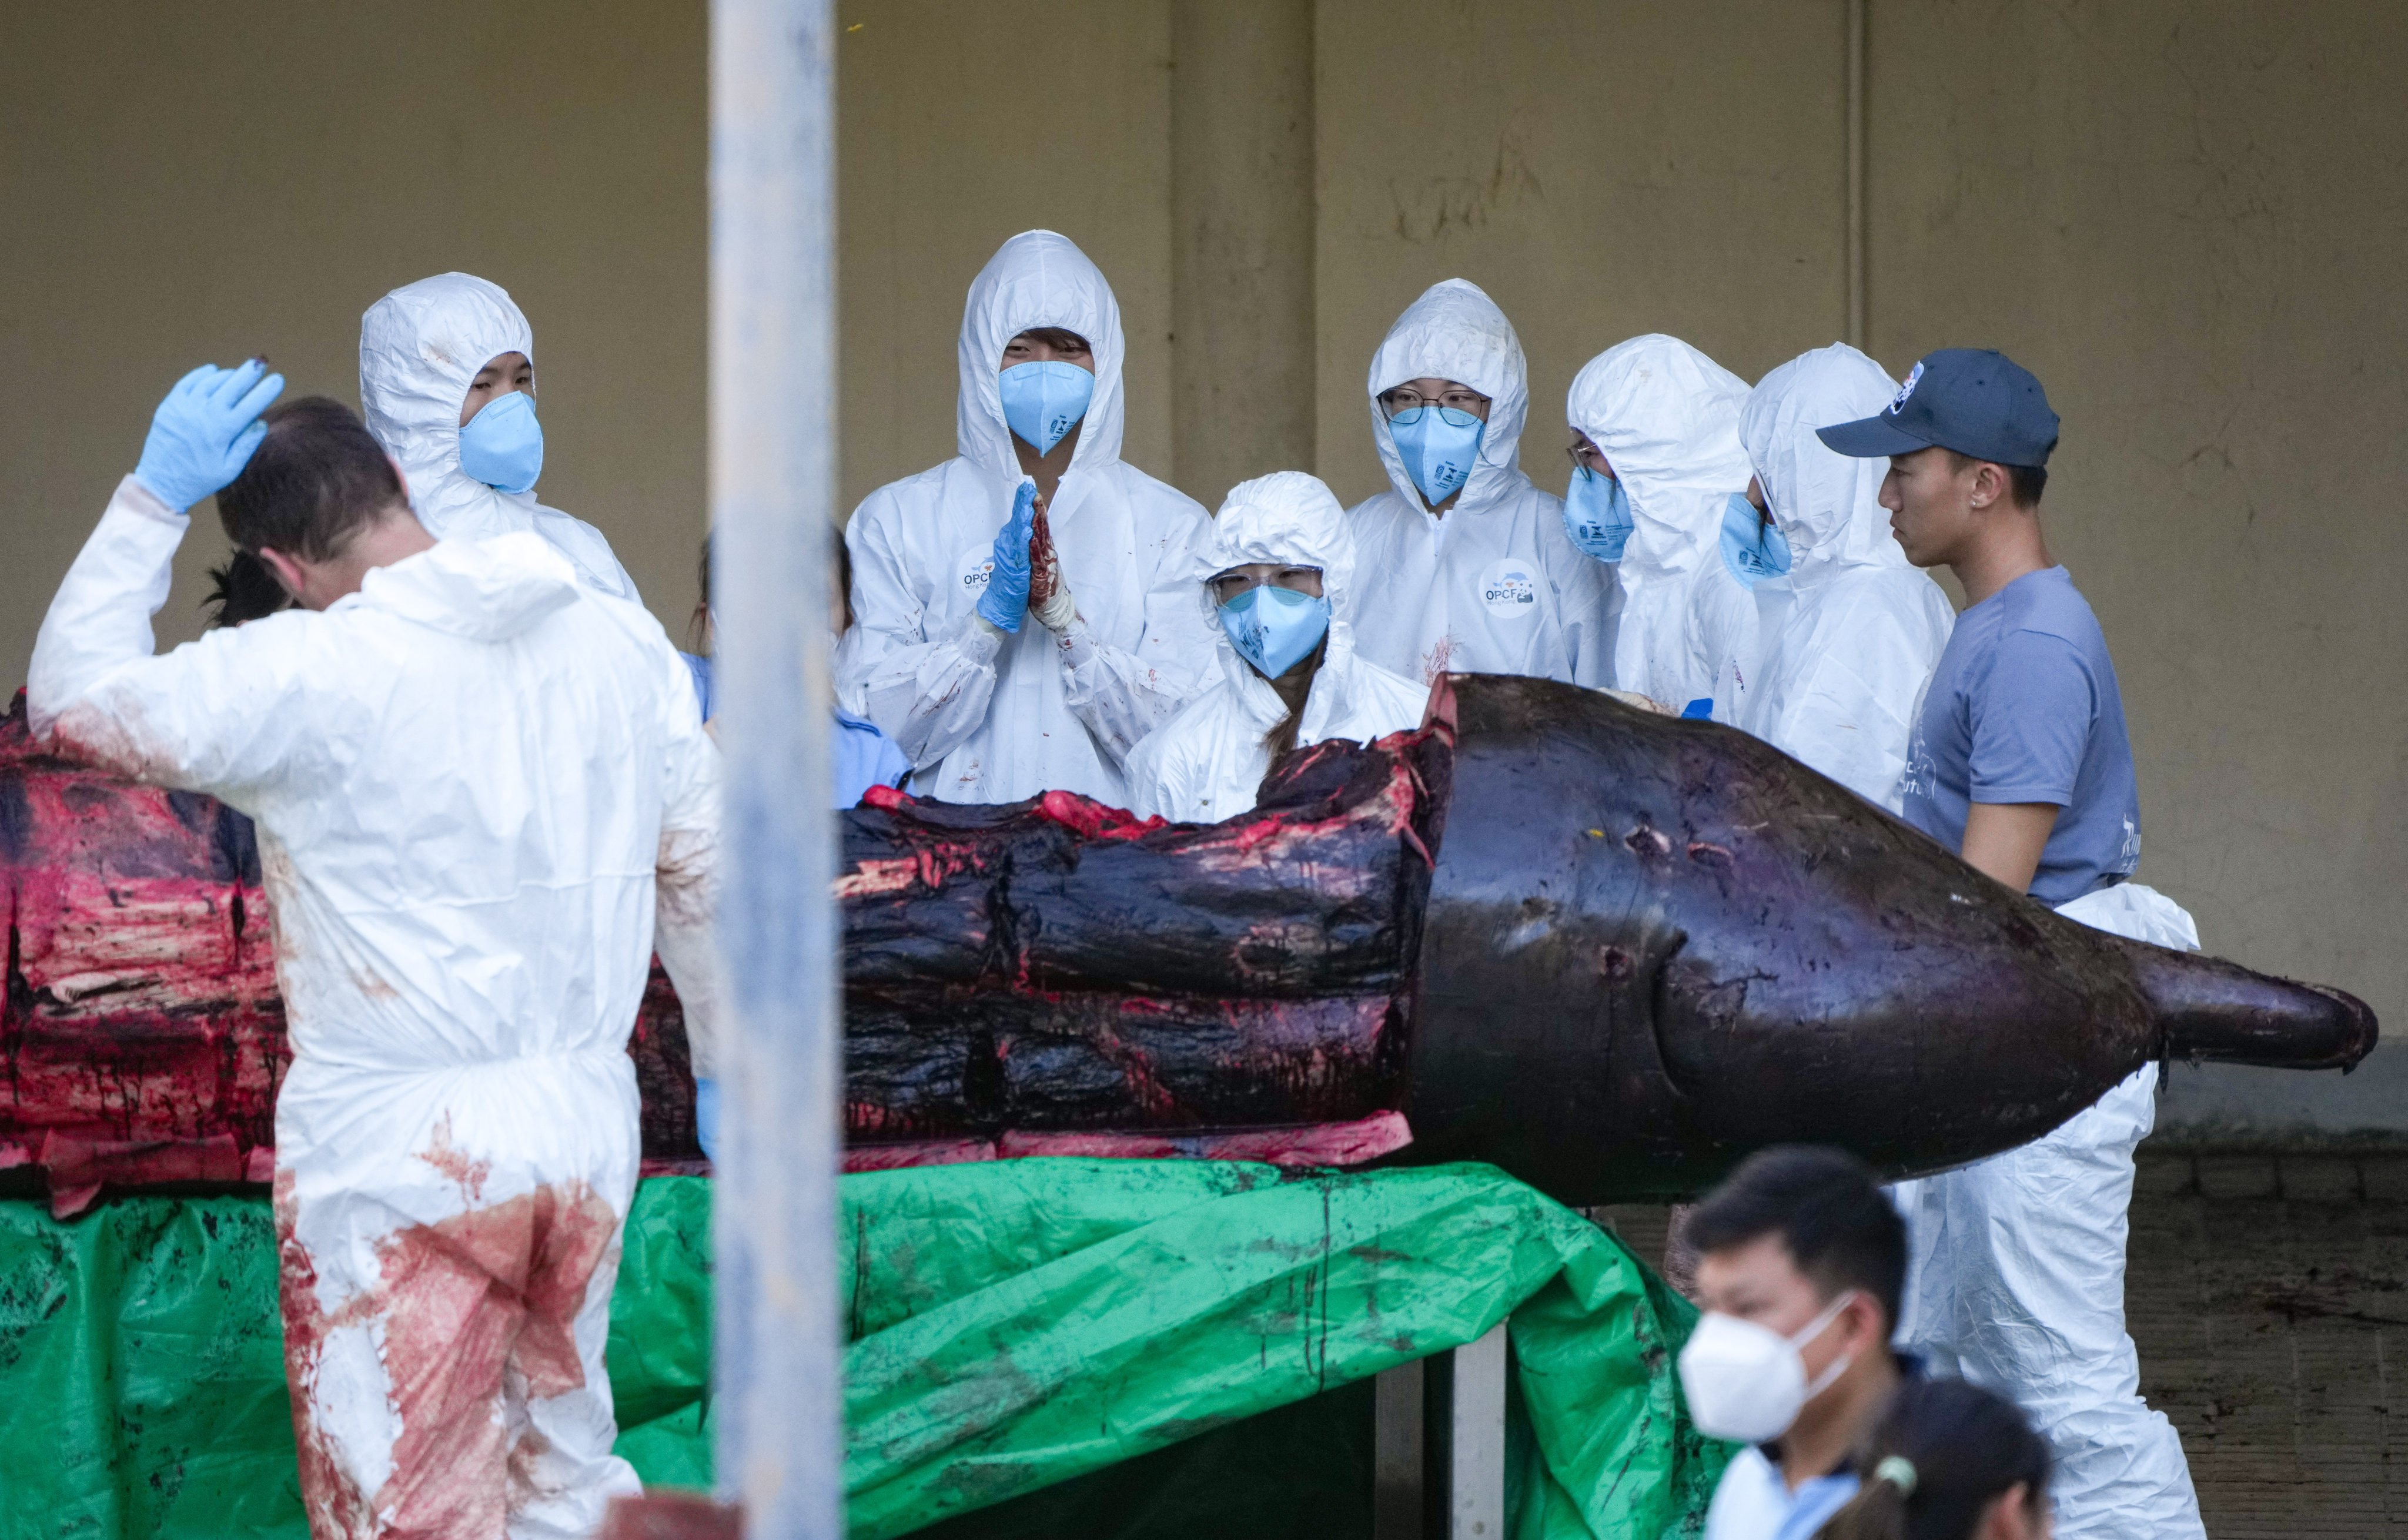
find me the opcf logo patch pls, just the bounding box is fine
[1478,558,1539,618]
[956,545,996,593]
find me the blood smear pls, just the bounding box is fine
[277,1169,623,1539]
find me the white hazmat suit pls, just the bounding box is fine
[1567,336,1752,710]
[1346,280,1614,689]
[1125,472,1430,823]
[1894,882,2208,1540]
[841,231,1218,804]
[28,484,720,1540]
[361,272,641,601]
[1735,345,1956,810]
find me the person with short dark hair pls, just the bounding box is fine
[1819,352,2205,1540]
[1681,1146,1912,1540]
[28,363,722,1538]
[1815,1378,2054,1540]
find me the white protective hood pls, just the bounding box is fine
[1741,343,1914,580]
[955,230,1128,474]
[1365,279,1530,519]
[840,232,1216,805]
[1567,335,1751,707]
[1736,343,1956,808]
[1344,282,1615,688]
[360,273,640,600]
[1126,471,1427,822]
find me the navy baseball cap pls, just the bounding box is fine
[1817,348,2060,467]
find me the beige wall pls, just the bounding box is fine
[838,1,1173,513]
[1313,0,1853,503]
[2,1,708,659]
[1865,2,2408,1133]
[5,1,2402,1129]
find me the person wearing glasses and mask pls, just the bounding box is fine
[1125,473,1429,823]
[1344,280,1613,690]
[841,231,1217,805]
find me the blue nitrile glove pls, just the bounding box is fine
[1681,698,1715,720]
[694,1077,721,1164]
[133,359,286,512]
[975,479,1040,632]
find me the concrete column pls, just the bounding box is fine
[1170,0,1316,506]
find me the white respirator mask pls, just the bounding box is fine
[1675,1290,1860,1444]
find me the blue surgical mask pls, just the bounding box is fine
[998,360,1095,455]
[1563,467,1634,563]
[1720,492,1793,588]
[457,390,544,494]
[1387,404,1486,508]
[1219,583,1332,679]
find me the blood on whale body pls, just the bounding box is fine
[0,679,2374,1214]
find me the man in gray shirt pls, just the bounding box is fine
[1819,350,2205,1540]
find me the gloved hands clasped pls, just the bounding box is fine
[134,359,286,513]
[975,478,1076,634]
[975,480,1039,631]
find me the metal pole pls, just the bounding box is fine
[711,0,840,1536]
[1844,0,1868,350]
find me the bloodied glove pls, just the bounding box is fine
[134,359,285,512]
[1029,501,1076,632]
[975,479,1039,632]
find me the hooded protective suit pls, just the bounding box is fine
[360,273,640,601]
[1734,344,1955,809]
[28,483,721,1540]
[1567,336,1752,709]
[1125,472,1430,822]
[840,231,1217,804]
[1894,883,2208,1540]
[1345,281,1614,689]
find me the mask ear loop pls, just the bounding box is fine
[1792,1289,1862,1401]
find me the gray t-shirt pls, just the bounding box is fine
[1901,566,2141,904]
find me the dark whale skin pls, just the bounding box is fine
[0,681,2376,1213]
[1405,674,2377,1201]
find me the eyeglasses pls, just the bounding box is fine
[1380,386,1489,421]
[1207,567,1323,606]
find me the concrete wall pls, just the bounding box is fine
[1,1,708,657]
[1862,1,2408,1138]
[5,1,2401,1134]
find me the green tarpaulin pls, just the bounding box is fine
[0,1160,1723,1539]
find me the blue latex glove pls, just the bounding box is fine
[694,1077,721,1164]
[975,480,1040,632]
[1681,698,1716,720]
[133,359,286,511]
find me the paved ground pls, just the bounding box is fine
[2131,1147,2408,1537]
[1610,1146,2408,1537]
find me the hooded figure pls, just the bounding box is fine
[1347,281,1614,689]
[1737,344,1956,810]
[29,386,721,1536]
[359,273,640,601]
[1567,335,1752,710]
[1125,472,1430,822]
[840,231,1217,805]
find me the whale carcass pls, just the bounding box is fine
[0,677,2374,1212]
